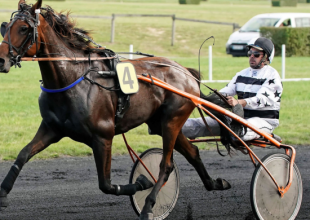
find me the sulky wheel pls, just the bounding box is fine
[129,148,180,220]
[250,153,303,220]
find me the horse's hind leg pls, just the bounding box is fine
[0,121,62,210]
[140,115,183,220]
[174,133,231,191]
[147,112,231,191]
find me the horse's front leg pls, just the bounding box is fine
[0,121,62,210]
[92,136,153,196]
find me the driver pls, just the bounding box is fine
[182,37,283,141]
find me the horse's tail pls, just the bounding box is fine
[185,67,226,107]
[186,67,200,86]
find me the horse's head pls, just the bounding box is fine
[0,0,42,73]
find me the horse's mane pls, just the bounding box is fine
[40,5,95,52]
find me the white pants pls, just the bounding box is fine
[182,117,275,141]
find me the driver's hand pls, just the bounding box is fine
[227,96,239,106]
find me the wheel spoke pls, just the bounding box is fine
[129,148,180,219]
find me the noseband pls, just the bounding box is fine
[1,4,40,68]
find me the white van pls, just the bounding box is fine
[226,13,310,56]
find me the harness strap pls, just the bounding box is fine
[2,33,33,53]
[148,73,154,85]
[84,76,119,91]
[40,76,84,93]
[1,41,18,53]
[73,30,103,49]
[7,23,14,56]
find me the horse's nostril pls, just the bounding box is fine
[0,58,5,68]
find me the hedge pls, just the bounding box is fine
[260,27,310,56]
[179,0,200,4]
[272,0,297,6]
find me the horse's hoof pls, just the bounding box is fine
[216,178,231,190]
[139,212,154,220]
[136,174,154,190]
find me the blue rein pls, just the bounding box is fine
[40,76,84,93]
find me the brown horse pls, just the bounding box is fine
[0,0,231,219]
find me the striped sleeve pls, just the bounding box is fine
[219,73,239,96]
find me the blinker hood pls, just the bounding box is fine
[1,22,8,38]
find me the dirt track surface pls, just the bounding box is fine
[0,146,309,220]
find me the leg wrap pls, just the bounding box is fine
[115,183,139,196]
[1,165,20,194]
[0,189,8,208]
[114,175,154,196]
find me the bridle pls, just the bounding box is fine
[0,4,114,68]
[1,4,40,68]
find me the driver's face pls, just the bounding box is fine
[248,48,264,69]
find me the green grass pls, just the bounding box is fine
[1,0,310,57]
[0,0,309,160]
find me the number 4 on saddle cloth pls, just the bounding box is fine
[114,62,139,127]
[116,62,139,95]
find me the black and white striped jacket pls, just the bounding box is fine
[220,65,283,128]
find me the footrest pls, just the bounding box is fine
[272,133,282,142]
[252,133,282,143]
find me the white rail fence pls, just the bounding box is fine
[110,14,240,45]
[0,10,239,46]
[127,44,309,83]
[202,45,310,83]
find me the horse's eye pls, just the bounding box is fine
[19,26,28,34]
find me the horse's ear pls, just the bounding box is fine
[30,0,43,14]
[17,0,26,10]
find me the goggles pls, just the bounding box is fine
[247,50,263,58]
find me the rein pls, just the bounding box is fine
[21,56,117,62]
